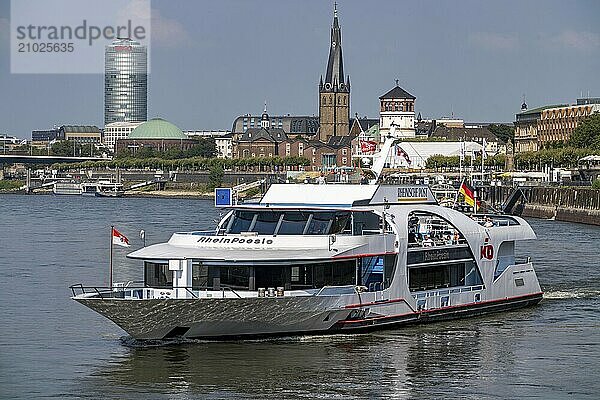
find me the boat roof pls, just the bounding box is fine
[258,184,437,208]
[127,242,361,262]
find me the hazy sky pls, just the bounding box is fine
[1,0,599,138]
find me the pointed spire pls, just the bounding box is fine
[261,102,270,129]
[322,3,347,93]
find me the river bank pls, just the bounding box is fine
[0,188,216,199]
[521,187,600,226]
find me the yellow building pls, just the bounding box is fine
[537,103,600,147]
[514,99,600,152]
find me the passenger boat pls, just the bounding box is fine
[70,184,543,340]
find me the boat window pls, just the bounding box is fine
[300,259,356,288]
[227,210,351,236]
[251,211,281,235]
[192,262,208,289]
[144,262,172,288]
[408,261,482,292]
[192,262,251,290]
[189,260,358,291]
[330,212,351,234]
[306,212,335,235]
[407,211,466,248]
[228,211,254,233]
[353,211,381,235]
[220,266,251,289]
[359,254,397,290]
[278,211,310,235]
[494,241,515,279]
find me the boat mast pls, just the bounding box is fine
[109,225,113,290]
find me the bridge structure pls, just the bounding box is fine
[0,155,107,165]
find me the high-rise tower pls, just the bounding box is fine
[104,38,148,125]
[318,4,350,142]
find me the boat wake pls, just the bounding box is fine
[543,289,600,300]
[119,334,327,348]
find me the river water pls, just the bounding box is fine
[0,194,598,399]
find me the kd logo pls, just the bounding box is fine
[480,244,494,260]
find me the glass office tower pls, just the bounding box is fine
[104,38,147,125]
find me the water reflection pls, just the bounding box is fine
[81,319,525,399]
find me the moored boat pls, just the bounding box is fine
[71,184,542,340]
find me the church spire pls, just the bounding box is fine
[323,3,347,93]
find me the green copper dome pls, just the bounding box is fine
[128,118,186,139]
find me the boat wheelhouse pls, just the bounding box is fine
[71,184,542,340]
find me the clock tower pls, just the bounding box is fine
[318,4,350,142]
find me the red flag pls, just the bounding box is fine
[112,228,130,247]
[395,145,412,165]
[360,140,377,154]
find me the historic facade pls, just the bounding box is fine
[318,5,350,142]
[514,98,600,153]
[278,136,352,171]
[230,5,354,171]
[234,108,288,158]
[379,83,416,139]
[537,103,600,147]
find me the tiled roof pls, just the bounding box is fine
[379,86,415,100]
[431,126,502,143]
[238,127,287,143]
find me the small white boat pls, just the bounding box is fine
[71,184,542,340]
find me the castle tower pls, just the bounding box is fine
[318,4,350,142]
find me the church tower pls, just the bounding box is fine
[318,4,350,142]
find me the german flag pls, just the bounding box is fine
[459,180,480,207]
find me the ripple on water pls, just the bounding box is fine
[1,197,600,399]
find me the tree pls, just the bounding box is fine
[568,113,600,150]
[136,147,157,158]
[208,165,224,189]
[115,148,132,158]
[487,124,514,144]
[51,140,81,156]
[185,138,217,158]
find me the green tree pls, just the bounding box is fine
[51,140,81,156]
[185,138,217,158]
[208,165,224,189]
[568,113,600,150]
[136,147,157,158]
[115,148,132,158]
[487,124,514,144]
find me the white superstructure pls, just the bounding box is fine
[72,184,543,340]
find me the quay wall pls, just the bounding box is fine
[522,187,600,226]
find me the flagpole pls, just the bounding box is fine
[453,178,463,209]
[110,225,113,291]
[481,139,486,183]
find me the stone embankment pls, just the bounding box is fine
[522,187,600,226]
